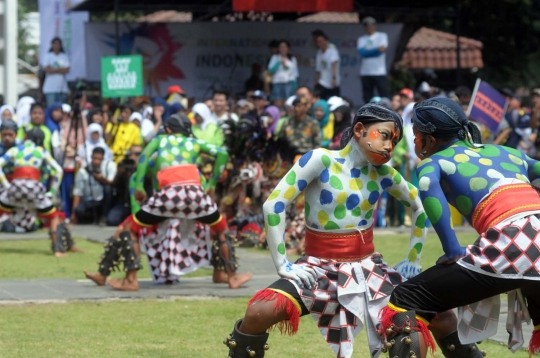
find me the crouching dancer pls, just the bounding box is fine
[379,98,540,357]
[224,104,463,358]
[0,127,76,256]
[85,114,252,290]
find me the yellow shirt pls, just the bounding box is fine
[106,122,142,163]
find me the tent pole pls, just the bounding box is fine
[114,0,120,55]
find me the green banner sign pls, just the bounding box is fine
[101,55,143,98]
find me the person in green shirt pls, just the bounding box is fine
[191,102,224,147]
[84,114,252,291]
[17,103,52,152]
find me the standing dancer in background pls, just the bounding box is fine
[224,103,465,358]
[84,114,252,290]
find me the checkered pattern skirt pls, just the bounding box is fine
[0,179,52,210]
[141,218,211,284]
[459,214,540,279]
[289,254,405,358]
[141,184,217,219]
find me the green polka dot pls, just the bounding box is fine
[267,214,281,226]
[413,242,423,253]
[360,166,369,175]
[408,248,418,262]
[277,243,286,255]
[390,190,402,198]
[482,146,500,157]
[285,171,296,185]
[400,200,411,207]
[534,162,540,175]
[424,197,443,224]
[16,152,23,159]
[304,202,310,217]
[415,212,427,229]
[324,221,340,230]
[417,158,432,168]
[334,205,346,220]
[438,148,455,158]
[500,162,521,173]
[365,209,374,219]
[351,207,362,217]
[367,181,379,192]
[376,165,389,175]
[508,154,523,165]
[268,190,280,201]
[470,177,488,192]
[322,155,331,168]
[330,176,344,190]
[336,192,347,205]
[393,172,402,184]
[419,166,435,177]
[456,195,472,215]
[503,146,522,156]
[457,163,479,177]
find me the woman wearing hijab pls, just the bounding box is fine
[0,105,15,122]
[78,123,112,167]
[45,102,63,136]
[261,105,280,139]
[192,103,224,146]
[313,99,334,148]
[16,97,35,126]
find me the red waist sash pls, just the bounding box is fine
[472,183,540,233]
[304,226,374,261]
[157,164,201,188]
[13,167,40,181]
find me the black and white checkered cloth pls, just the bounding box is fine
[141,184,217,219]
[0,179,52,210]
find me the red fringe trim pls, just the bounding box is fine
[248,288,300,335]
[379,306,436,355]
[209,215,228,234]
[529,329,540,356]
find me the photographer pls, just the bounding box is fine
[106,145,142,226]
[71,147,117,225]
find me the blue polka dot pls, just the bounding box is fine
[192,156,197,162]
[368,191,380,205]
[176,155,183,161]
[320,189,333,205]
[350,168,361,178]
[297,180,307,191]
[274,201,285,214]
[129,188,135,195]
[381,178,393,189]
[358,220,368,226]
[346,194,360,210]
[139,154,146,164]
[335,158,346,164]
[299,151,313,168]
[320,169,329,183]
[149,161,155,168]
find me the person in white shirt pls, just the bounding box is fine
[42,37,70,106]
[212,90,239,126]
[314,31,341,100]
[357,17,390,104]
[268,40,299,107]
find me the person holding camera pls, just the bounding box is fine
[71,147,117,225]
[106,145,142,226]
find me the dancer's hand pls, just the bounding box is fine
[277,262,317,289]
[134,189,147,204]
[394,259,421,279]
[436,247,466,265]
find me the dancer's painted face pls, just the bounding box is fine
[354,121,399,166]
[412,125,429,159]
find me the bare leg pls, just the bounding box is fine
[218,231,252,289]
[84,271,106,286]
[49,216,66,257]
[239,298,290,334]
[107,226,140,291]
[212,269,228,284]
[429,310,457,340]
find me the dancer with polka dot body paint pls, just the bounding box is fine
[224,104,461,358]
[380,97,540,358]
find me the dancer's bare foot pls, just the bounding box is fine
[228,272,253,289]
[213,269,228,284]
[84,271,106,286]
[68,246,84,253]
[107,277,139,291]
[54,252,67,257]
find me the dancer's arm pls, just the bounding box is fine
[0,148,15,189]
[525,154,540,185]
[263,149,326,288]
[133,137,159,194]
[197,140,228,190]
[43,149,63,196]
[129,173,140,213]
[381,165,428,278]
[417,159,465,264]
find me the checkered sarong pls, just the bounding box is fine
[0,179,52,210]
[141,184,217,219]
[141,218,211,284]
[455,214,540,351]
[289,254,405,358]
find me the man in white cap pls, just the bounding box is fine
[357,16,390,104]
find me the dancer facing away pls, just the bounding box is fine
[84,114,252,290]
[379,97,540,358]
[0,127,78,256]
[224,103,469,358]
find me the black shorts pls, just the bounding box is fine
[389,263,540,325]
[267,279,310,316]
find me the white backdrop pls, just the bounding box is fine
[39,0,88,81]
[85,22,403,104]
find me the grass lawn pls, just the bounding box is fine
[0,238,211,280]
[0,298,527,358]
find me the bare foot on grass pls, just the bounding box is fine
[107,277,139,291]
[84,271,106,286]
